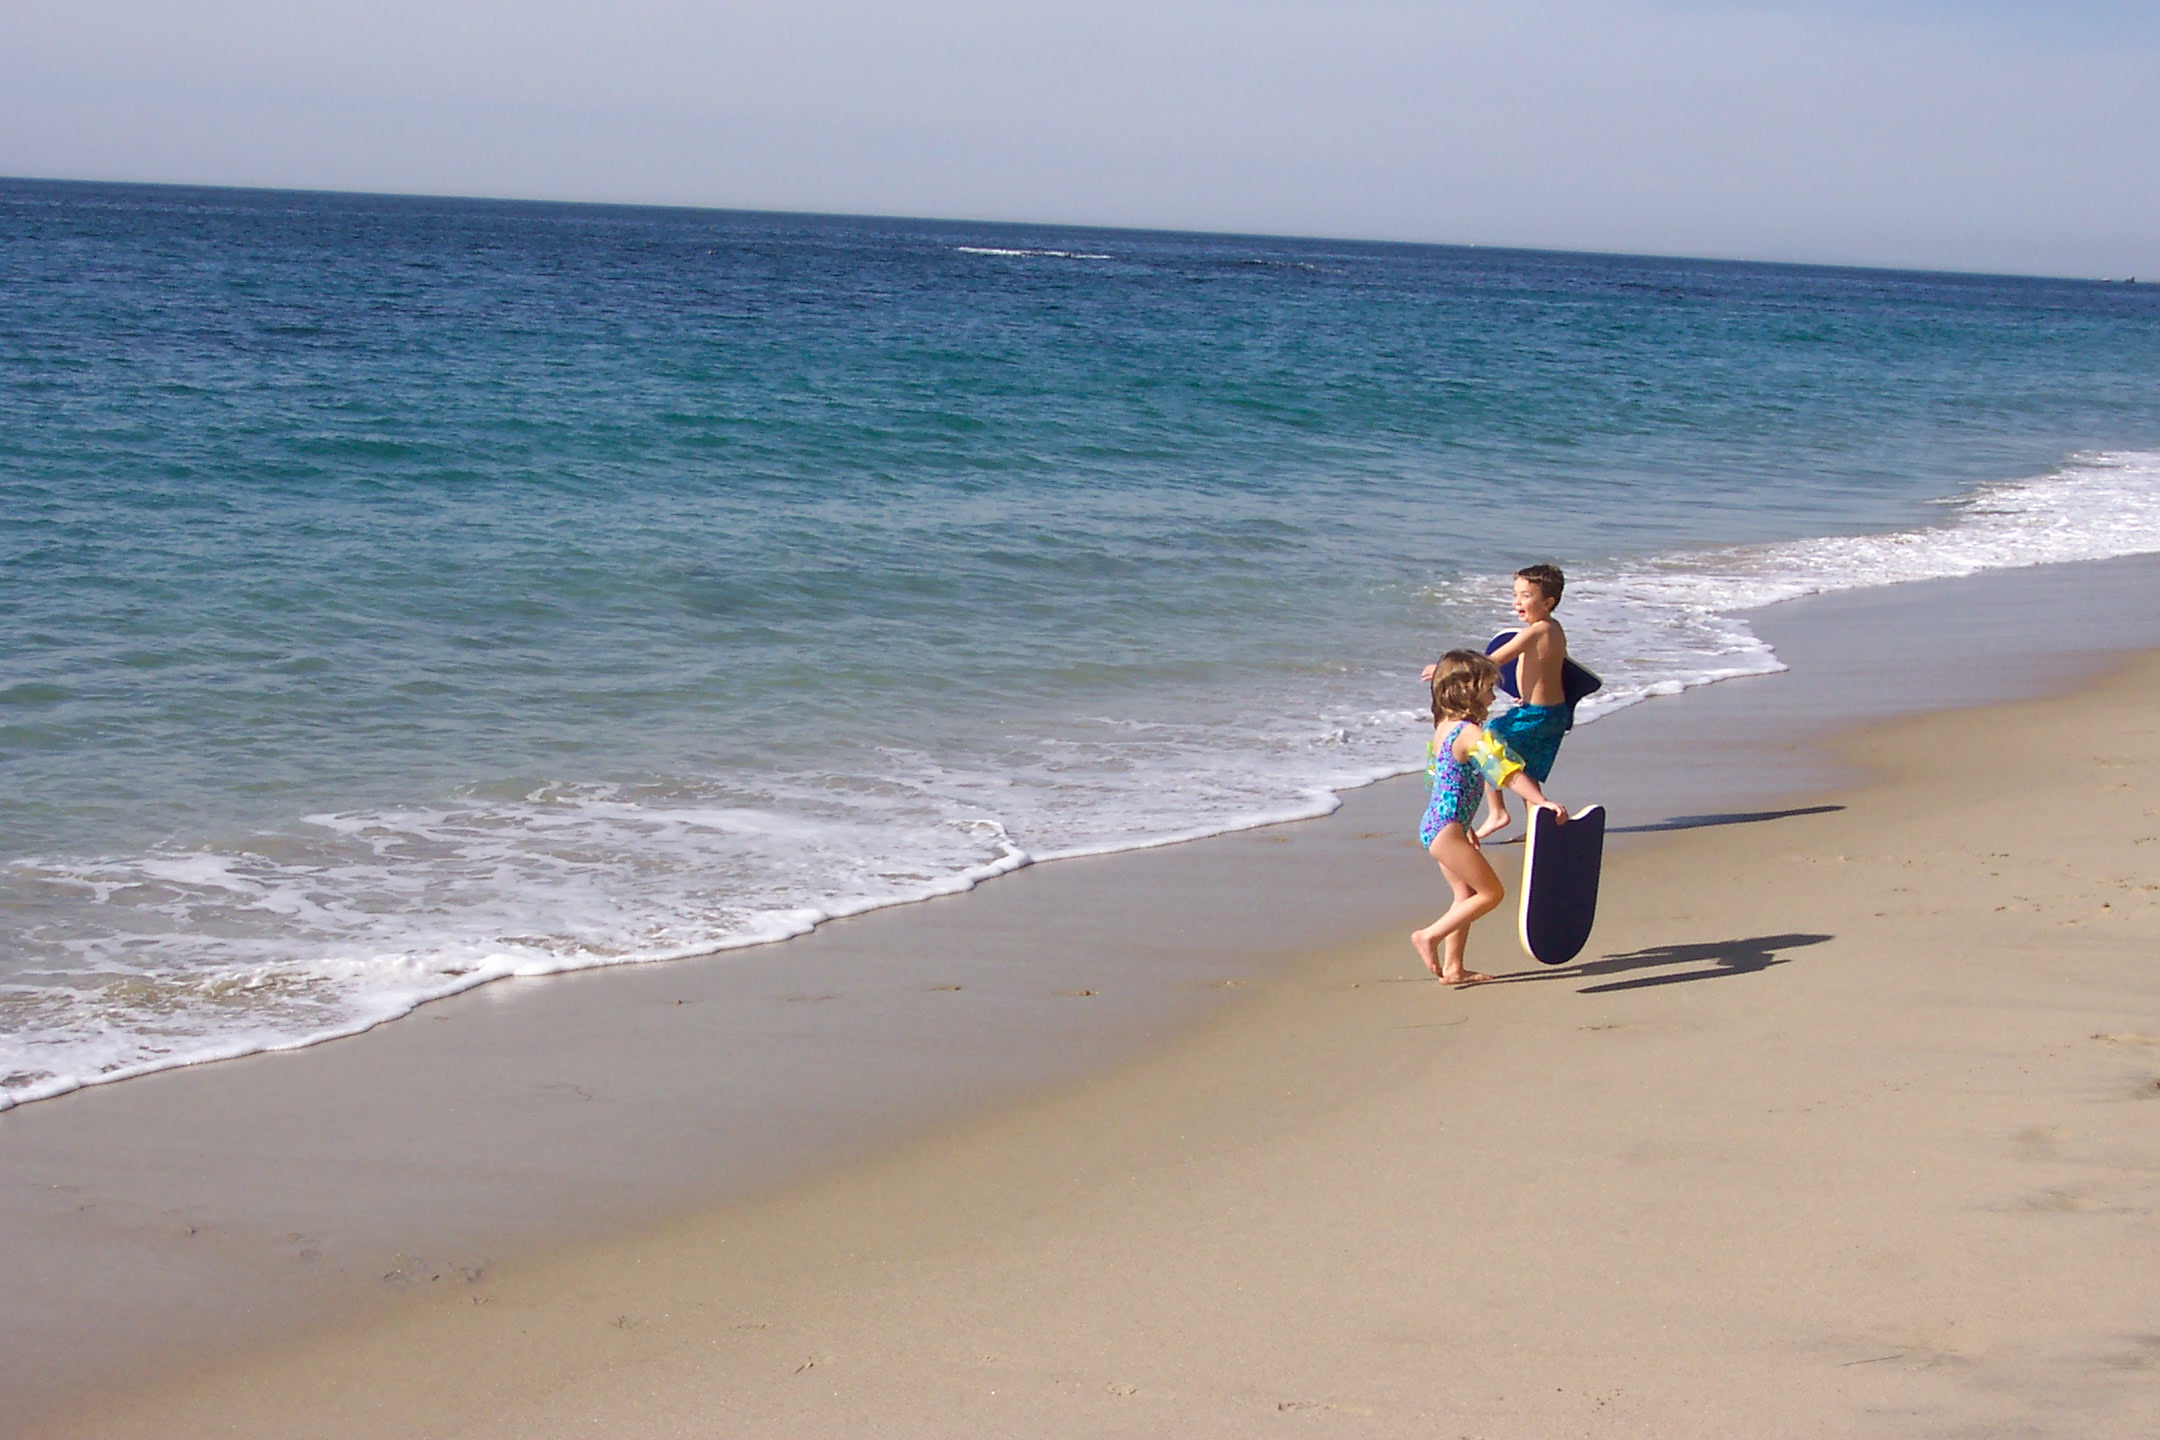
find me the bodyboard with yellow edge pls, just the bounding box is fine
[1519,803,1605,965]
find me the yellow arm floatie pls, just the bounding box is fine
[1467,728,1524,790]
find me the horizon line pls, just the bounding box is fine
[3,171,2137,289]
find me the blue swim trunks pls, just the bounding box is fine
[1485,701,1569,783]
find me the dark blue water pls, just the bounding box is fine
[4,177,2159,1104]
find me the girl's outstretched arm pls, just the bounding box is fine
[1504,771,1567,823]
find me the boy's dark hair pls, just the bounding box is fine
[1515,563,1565,605]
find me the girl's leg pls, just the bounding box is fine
[1439,871,1474,978]
[1415,858,1474,981]
[1441,908,1471,978]
[1411,825,1507,984]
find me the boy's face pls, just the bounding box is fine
[1512,577,1555,623]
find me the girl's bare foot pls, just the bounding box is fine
[1411,929,1443,977]
[1473,809,1510,841]
[1439,967,1494,986]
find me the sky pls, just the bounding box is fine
[4,0,2157,277]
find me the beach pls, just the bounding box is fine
[8,183,2160,1437]
[9,558,2159,1438]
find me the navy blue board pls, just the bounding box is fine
[1518,803,1606,965]
[1484,631,1603,706]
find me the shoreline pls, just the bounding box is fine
[15,509,2160,1122]
[7,554,2160,1434]
[14,546,2159,1118]
[40,644,2160,1436]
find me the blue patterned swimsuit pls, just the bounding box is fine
[1420,720,1527,848]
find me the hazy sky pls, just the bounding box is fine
[5,0,2156,276]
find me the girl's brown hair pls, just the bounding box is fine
[1428,649,1499,724]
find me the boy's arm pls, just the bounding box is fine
[1486,621,1550,664]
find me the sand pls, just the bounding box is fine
[26,636,2160,1437]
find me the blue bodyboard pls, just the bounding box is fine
[1485,630,1602,706]
[1519,803,1605,966]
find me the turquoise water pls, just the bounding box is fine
[5,178,2159,1103]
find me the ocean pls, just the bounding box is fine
[4,177,2158,1108]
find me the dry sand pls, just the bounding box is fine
[37,650,2160,1439]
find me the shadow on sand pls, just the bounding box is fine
[1608,805,1845,835]
[1492,932,1833,992]
[1479,804,1844,847]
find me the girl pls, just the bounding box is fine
[1415,650,1567,985]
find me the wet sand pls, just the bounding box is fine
[8,555,2160,1436]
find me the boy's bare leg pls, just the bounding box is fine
[1473,793,1511,840]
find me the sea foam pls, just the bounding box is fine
[6,453,2157,1110]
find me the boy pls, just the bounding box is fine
[1431,564,1573,840]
